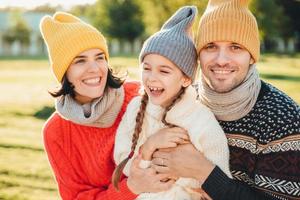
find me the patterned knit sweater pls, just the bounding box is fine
[42,82,139,200]
[200,81,300,200]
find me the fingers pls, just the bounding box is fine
[152,164,170,174]
[178,139,190,145]
[170,136,189,144]
[168,127,187,134]
[156,172,171,180]
[152,157,166,166]
[176,131,190,140]
[154,178,175,192]
[152,151,169,159]
[169,132,188,140]
[130,154,142,169]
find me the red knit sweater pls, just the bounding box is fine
[43,82,139,200]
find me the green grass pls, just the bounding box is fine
[0,54,299,199]
[257,54,300,102]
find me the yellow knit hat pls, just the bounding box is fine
[40,12,109,82]
[197,0,260,62]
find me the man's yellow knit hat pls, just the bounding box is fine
[40,12,109,82]
[197,0,260,62]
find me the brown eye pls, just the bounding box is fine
[74,59,85,64]
[96,55,105,60]
[143,66,150,71]
[204,44,217,51]
[231,45,242,51]
[160,70,170,74]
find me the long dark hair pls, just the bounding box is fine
[49,67,125,98]
[112,87,186,190]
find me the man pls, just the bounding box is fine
[152,0,300,199]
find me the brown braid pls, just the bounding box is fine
[161,87,186,127]
[112,92,149,190]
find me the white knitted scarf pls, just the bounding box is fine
[55,86,125,127]
[198,65,261,121]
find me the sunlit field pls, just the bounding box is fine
[0,54,299,199]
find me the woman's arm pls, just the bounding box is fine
[44,129,137,200]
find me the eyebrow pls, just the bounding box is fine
[143,62,173,70]
[95,52,105,57]
[74,52,104,59]
[159,65,173,70]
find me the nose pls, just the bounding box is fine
[215,49,230,67]
[147,71,158,82]
[88,61,101,72]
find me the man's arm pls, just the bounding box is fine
[152,142,274,200]
[202,166,273,200]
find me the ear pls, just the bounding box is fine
[250,57,255,65]
[182,77,192,87]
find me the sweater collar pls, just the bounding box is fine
[55,86,125,128]
[145,85,197,121]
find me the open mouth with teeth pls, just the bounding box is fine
[211,69,235,74]
[82,77,101,86]
[211,69,235,80]
[148,86,165,96]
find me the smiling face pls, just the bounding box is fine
[199,41,254,93]
[66,48,108,104]
[142,54,191,107]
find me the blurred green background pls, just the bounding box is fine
[0,0,300,199]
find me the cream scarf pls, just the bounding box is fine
[55,87,125,127]
[198,65,261,121]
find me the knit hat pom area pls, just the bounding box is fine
[139,6,198,80]
[40,12,109,82]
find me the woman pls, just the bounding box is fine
[40,12,173,200]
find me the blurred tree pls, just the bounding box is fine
[250,0,286,40]
[90,0,145,53]
[30,4,58,13]
[138,0,208,36]
[85,0,300,53]
[70,4,91,17]
[275,0,300,50]
[2,10,31,52]
[2,32,15,45]
[250,0,288,51]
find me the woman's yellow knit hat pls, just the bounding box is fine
[40,12,109,82]
[197,0,260,62]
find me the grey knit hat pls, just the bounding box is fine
[139,6,198,80]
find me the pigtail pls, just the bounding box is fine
[112,92,149,190]
[161,87,186,127]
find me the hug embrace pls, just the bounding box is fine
[40,0,300,199]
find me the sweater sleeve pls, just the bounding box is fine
[190,106,232,178]
[202,166,274,200]
[43,116,137,200]
[167,100,232,178]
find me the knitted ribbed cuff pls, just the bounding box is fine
[119,178,138,199]
[139,159,151,169]
[202,166,231,199]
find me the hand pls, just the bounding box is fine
[141,127,189,160]
[127,155,175,194]
[151,143,215,182]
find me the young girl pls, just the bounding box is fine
[113,6,232,200]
